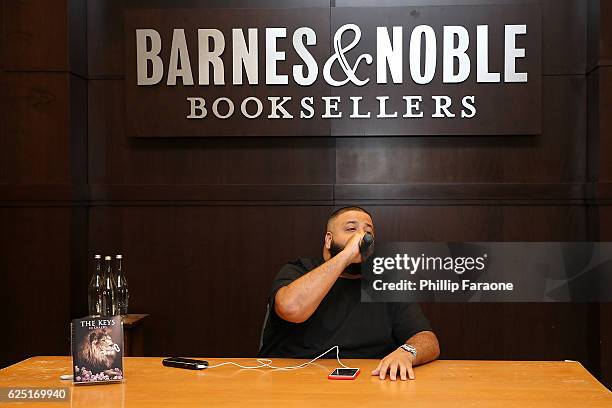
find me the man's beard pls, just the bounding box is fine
[330,240,362,275]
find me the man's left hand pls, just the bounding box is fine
[371,348,415,381]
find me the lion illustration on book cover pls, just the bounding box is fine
[74,326,123,382]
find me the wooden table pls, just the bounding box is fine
[0,357,610,407]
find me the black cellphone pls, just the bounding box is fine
[162,357,209,370]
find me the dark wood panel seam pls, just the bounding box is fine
[587,60,612,75]
[4,200,606,207]
[88,184,334,202]
[3,183,612,204]
[335,183,590,200]
[86,75,125,80]
[0,184,334,202]
[0,201,89,207]
[0,201,332,207]
[334,199,589,206]
[0,200,591,207]
[0,185,89,201]
[2,69,88,81]
[541,73,586,78]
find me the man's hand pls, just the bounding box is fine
[371,348,415,381]
[340,230,366,264]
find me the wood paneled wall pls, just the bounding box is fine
[1,0,610,389]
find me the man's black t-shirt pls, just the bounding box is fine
[258,257,432,359]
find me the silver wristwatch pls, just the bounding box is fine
[399,344,418,359]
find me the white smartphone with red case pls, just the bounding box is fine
[328,368,360,380]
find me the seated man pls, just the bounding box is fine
[259,206,440,381]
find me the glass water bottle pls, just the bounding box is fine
[87,255,103,316]
[114,255,129,316]
[101,256,116,316]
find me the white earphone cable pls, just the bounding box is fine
[205,345,351,370]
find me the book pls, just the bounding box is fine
[70,315,124,384]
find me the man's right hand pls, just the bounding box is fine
[340,230,367,265]
[275,230,366,323]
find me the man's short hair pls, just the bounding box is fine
[326,206,372,231]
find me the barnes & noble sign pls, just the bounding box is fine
[125,5,541,137]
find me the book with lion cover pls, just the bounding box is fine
[71,315,124,384]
